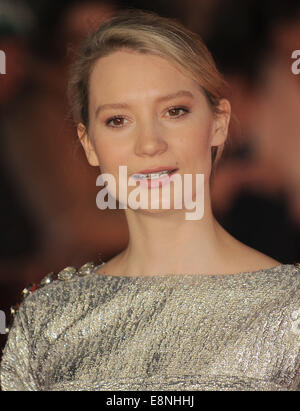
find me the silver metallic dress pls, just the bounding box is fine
[1,262,300,391]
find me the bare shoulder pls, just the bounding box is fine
[224,234,283,273]
[237,244,282,271]
[216,222,282,273]
[94,251,126,277]
[247,249,282,268]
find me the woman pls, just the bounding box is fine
[1,9,299,391]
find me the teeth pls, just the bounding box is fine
[134,170,172,179]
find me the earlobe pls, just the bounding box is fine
[77,123,99,166]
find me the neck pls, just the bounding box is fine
[118,184,236,276]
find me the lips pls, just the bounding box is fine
[130,167,179,190]
[132,168,178,180]
[136,166,178,175]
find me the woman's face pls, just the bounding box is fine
[79,49,230,212]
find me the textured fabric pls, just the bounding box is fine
[1,263,300,391]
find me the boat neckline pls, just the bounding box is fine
[90,262,295,280]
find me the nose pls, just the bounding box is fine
[134,122,168,157]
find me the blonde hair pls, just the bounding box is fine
[68,8,230,168]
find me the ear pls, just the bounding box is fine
[77,123,99,166]
[210,99,231,147]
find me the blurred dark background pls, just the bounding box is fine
[1,0,300,358]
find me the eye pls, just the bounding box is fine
[105,106,190,128]
[105,116,128,128]
[166,106,190,119]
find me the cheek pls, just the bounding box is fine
[178,122,212,160]
[93,139,129,173]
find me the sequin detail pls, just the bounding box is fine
[2,262,97,336]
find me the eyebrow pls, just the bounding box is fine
[95,89,194,118]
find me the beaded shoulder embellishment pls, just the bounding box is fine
[4,261,101,336]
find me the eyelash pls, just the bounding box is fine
[105,106,190,128]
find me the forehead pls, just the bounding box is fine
[89,50,201,102]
